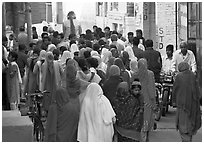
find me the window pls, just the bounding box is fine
[110,2,118,11]
[96,2,103,16]
[127,2,134,17]
[188,2,202,39]
[104,2,108,17]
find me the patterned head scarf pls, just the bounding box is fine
[116,82,129,99]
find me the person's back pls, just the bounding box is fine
[46,88,80,142]
[18,26,28,46]
[132,37,144,60]
[143,40,162,83]
[17,44,29,78]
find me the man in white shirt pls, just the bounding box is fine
[125,32,134,47]
[172,41,197,74]
[162,44,174,74]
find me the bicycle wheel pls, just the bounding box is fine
[34,116,44,142]
[162,90,169,116]
[36,127,44,142]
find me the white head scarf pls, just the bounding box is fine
[60,50,72,64]
[91,50,99,57]
[77,83,115,142]
[47,44,57,52]
[70,44,79,57]
[101,50,112,64]
[38,50,47,61]
[124,46,137,61]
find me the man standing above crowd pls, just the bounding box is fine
[172,41,197,75]
[143,39,162,83]
[63,11,82,40]
[18,26,28,47]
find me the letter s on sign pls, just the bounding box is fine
[159,28,163,35]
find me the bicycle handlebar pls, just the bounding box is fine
[26,90,50,97]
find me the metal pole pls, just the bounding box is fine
[175,2,178,50]
[2,2,6,36]
[25,2,32,48]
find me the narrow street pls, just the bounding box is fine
[149,107,202,142]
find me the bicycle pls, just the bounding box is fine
[26,90,50,142]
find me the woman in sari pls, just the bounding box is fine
[65,58,90,106]
[173,62,201,142]
[138,58,156,142]
[77,83,116,142]
[33,50,47,91]
[45,88,80,142]
[113,82,144,142]
[102,65,123,106]
[41,52,63,110]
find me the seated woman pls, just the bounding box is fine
[113,82,144,142]
[45,88,80,142]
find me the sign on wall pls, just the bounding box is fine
[156,2,176,57]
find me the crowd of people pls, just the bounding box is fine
[2,11,201,142]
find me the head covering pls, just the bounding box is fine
[66,59,81,98]
[38,50,47,61]
[114,58,126,71]
[48,44,57,52]
[137,58,148,83]
[130,59,138,73]
[60,50,72,65]
[70,44,79,57]
[125,46,137,61]
[46,51,54,62]
[79,48,86,58]
[109,65,120,77]
[102,50,112,64]
[91,50,99,57]
[77,83,115,142]
[101,48,109,56]
[116,82,129,99]
[106,57,115,77]
[178,62,190,72]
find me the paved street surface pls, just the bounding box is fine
[149,107,202,142]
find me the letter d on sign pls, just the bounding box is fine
[159,43,163,49]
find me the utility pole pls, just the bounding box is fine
[25,2,32,48]
[2,2,6,36]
